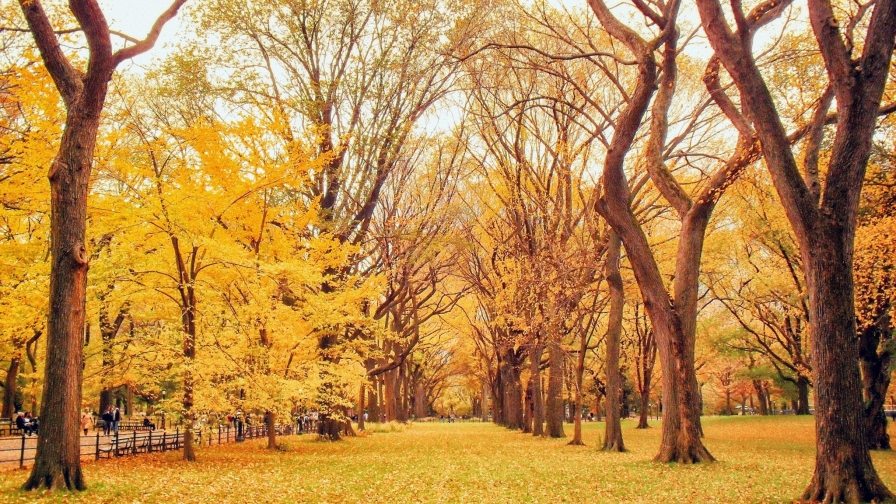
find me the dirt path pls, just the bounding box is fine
[0,432,152,471]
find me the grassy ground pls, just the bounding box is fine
[1,416,894,503]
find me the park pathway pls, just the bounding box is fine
[0,431,158,471]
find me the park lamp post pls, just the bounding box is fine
[161,390,166,430]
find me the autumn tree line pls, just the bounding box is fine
[1,0,895,500]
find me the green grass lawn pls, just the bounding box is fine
[2,416,894,503]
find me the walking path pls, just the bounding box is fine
[0,431,168,471]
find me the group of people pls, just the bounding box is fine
[14,412,38,435]
[100,406,122,436]
[78,406,122,436]
[79,406,158,436]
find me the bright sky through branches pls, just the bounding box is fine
[100,1,185,66]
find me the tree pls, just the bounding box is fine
[14,0,186,490]
[708,175,813,414]
[696,0,896,497]
[601,232,625,450]
[196,0,479,438]
[855,149,896,450]
[627,301,657,429]
[0,48,57,421]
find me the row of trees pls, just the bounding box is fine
[1,0,894,501]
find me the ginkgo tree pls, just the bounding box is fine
[0,46,58,420]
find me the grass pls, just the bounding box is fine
[1,416,894,503]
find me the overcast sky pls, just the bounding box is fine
[99,1,188,67]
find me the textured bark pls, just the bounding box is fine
[637,389,650,429]
[796,376,811,415]
[801,247,891,500]
[21,50,96,495]
[17,0,186,491]
[2,356,19,419]
[529,342,544,436]
[414,381,427,419]
[396,365,408,422]
[545,342,565,438]
[493,363,504,425]
[588,0,713,463]
[860,316,893,450]
[182,422,196,461]
[357,384,366,430]
[602,233,625,451]
[696,0,896,494]
[383,368,397,421]
[266,411,277,449]
[634,304,656,430]
[369,380,380,424]
[499,348,524,430]
[752,380,769,415]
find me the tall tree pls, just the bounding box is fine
[15,0,186,490]
[696,0,896,497]
[601,232,625,451]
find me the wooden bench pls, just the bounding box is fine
[97,437,135,458]
[96,419,155,432]
[0,421,24,437]
[135,432,167,454]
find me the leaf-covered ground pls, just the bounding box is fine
[1,416,894,503]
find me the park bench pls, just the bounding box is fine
[135,432,168,454]
[0,419,23,437]
[96,419,156,432]
[97,436,135,458]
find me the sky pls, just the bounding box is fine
[99,1,188,67]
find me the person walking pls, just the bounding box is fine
[80,408,93,435]
[102,407,113,436]
[112,406,121,436]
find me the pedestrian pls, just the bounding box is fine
[102,407,113,436]
[80,408,93,435]
[112,406,121,436]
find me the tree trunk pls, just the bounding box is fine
[499,348,523,430]
[182,371,196,461]
[369,379,380,424]
[266,411,277,449]
[602,232,625,451]
[529,342,544,436]
[23,96,100,493]
[590,42,713,464]
[481,382,489,421]
[384,368,397,422]
[396,365,408,423]
[493,361,505,425]
[523,383,533,434]
[695,0,896,494]
[637,389,650,429]
[414,381,426,419]
[357,383,366,431]
[182,419,196,461]
[752,380,769,415]
[545,342,565,438]
[800,245,892,500]
[17,0,185,491]
[2,356,19,419]
[860,316,893,450]
[796,375,811,415]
